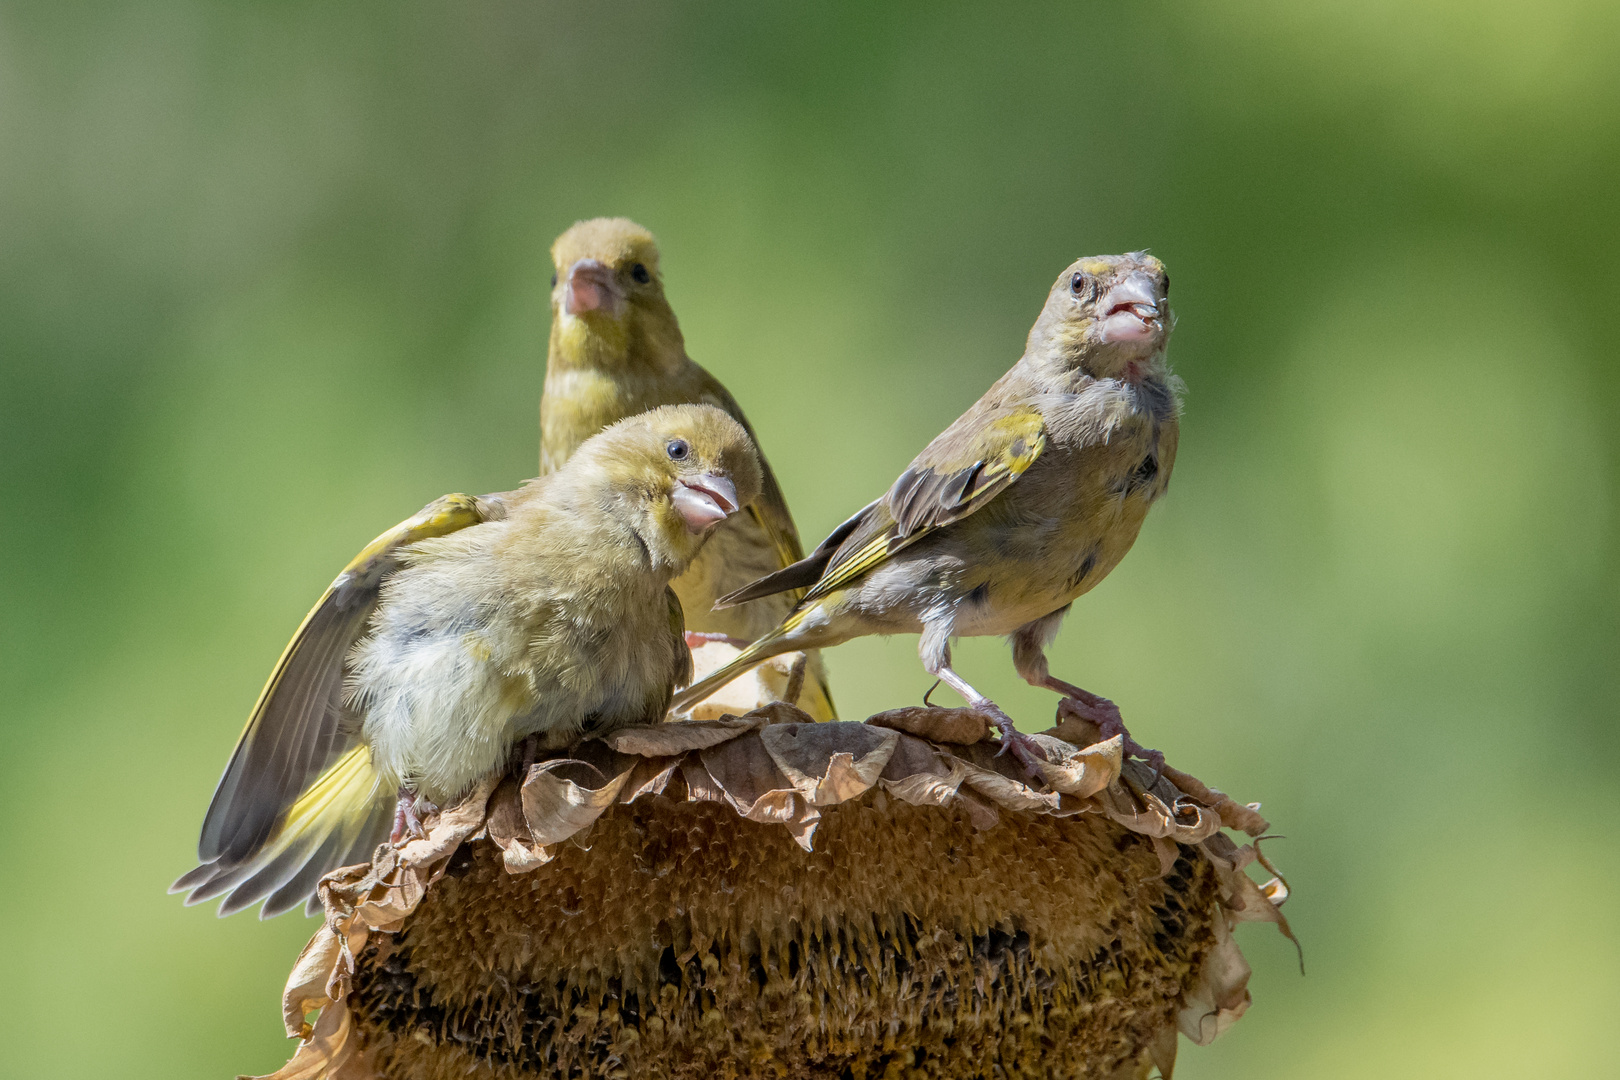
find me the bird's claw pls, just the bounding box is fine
[1058,692,1123,730]
[1057,696,1164,783]
[390,790,432,845]
[1129,742,1167,788]
[985,708,1046,777]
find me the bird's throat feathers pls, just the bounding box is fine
[465,493,679,620]
[1022,344,1179,422]
[550,305,686,377]
[1030,323,1173,388]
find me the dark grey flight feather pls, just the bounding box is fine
[196,584,378,865]
[714,499,876,608]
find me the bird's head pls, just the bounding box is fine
[549,217,684,369]
[1025,252,1173,384]
[577,404,764,572]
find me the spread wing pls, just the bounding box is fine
[720,403,1047,608]
[195,491,506,866]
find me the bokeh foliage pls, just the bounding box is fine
[1,3,1616,1076]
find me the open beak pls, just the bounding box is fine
[564,258,620,316]
[1097,273,1164,344]
[672,473,740,532]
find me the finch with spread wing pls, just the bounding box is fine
[540,217,835,719]
[673,253,1179,773]
[174,405,762,916]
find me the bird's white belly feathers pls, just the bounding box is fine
[351,626,525,805]
[947,599,1056,638]
[348,568,679,806]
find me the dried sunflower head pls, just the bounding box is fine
[249,706,1291,1080]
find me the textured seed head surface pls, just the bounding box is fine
[347,793,1219,1079]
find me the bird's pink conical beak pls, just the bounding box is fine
[1097,273,1164,344]
[672,473,740,532]
[565,258,619,316]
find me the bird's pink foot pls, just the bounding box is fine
[684,631,752,650]
[390,789,432,845]
[1056,692,1165,780]
[926,663,1047,777]
[982,706,1047,777]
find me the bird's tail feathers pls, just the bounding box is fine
[171,745,391,919]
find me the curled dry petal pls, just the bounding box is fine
[605,714,768,755]
[866,705,992,744]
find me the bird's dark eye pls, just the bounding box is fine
[550,272,558,288]
[1161,273,1170,297]
[631,263,651,284]
[1070,272,1087,295]
[666,439,689,461]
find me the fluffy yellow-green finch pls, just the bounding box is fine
[173,405,762,917]
[541,217,835,719]
[674,253,1178,773]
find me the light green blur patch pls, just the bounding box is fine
[1295,247,1608,637]
[0,4,1614,1079]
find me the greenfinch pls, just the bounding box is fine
[540,217,836,720]
[174,405,763,917]
[673,254,1178,773]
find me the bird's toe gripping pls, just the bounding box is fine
[1057,696,1164,781]
[390,789,433,846]
[984,708,1047,777]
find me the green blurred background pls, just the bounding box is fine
[3,2,1616,1076]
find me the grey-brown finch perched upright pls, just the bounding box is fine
[673,253,1179,773]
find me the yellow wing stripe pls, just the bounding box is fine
[678,409,1046,713]
[233,591,340,745]
[279,745,379,838]
[804,535,894,602]
[802,413,1045,603]
[980,410,1046,480]
[342,493,485,580]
